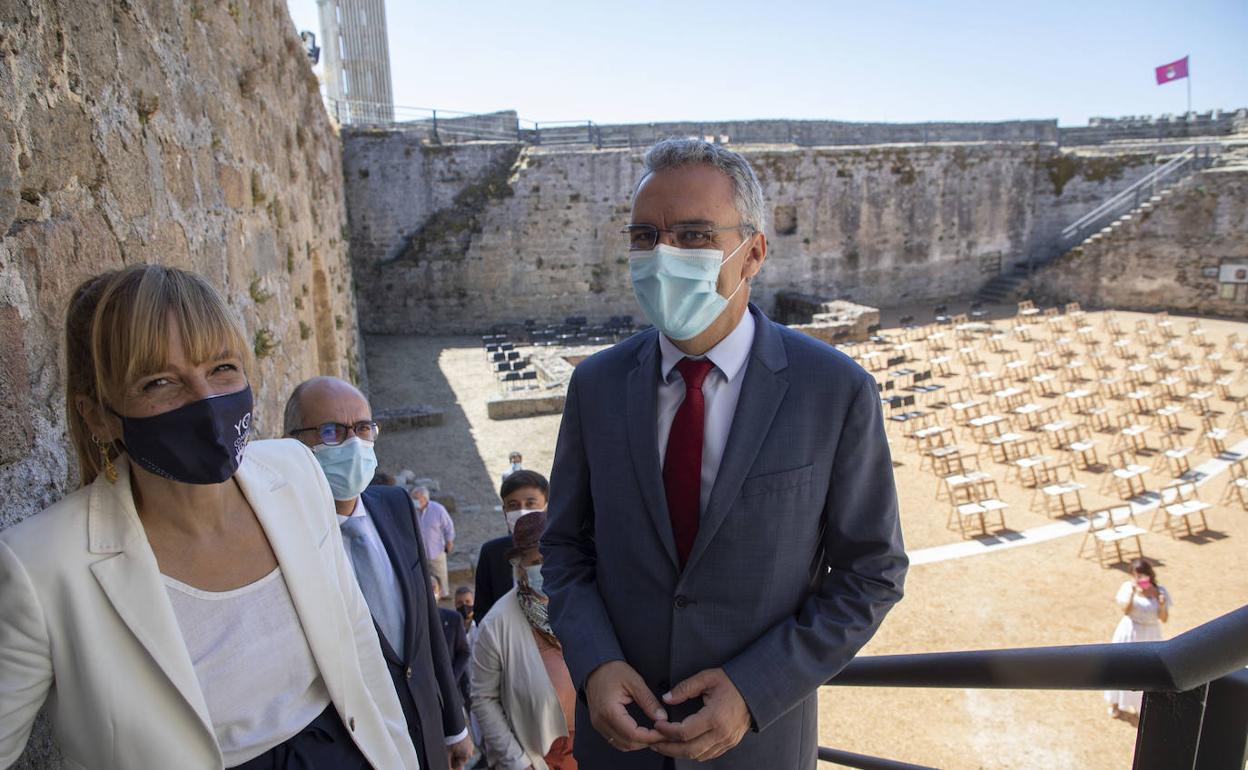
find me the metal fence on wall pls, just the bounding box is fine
[325,99,1061,148]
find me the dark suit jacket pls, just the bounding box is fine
[438,607,470,686]
[360,485,467,770]
[472,534,513,623]
[541,304,908,769]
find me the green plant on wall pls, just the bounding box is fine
[253,328,279,358]
[249,277,272,304]
[136,92,160,125]
[299,321,312,341]
[251,170,266,205]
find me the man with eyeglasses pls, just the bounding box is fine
[541,139,907,769]
[284,376,474,770]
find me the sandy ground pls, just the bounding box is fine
[365,303,1248,769]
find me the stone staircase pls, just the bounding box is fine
[976,145,1219,303]
[976,188,1185,303]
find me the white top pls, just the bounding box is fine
[657,309,755,514]
[1115,580,1173,626]
[163,568,330,766]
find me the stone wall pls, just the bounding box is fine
[1023,148,1165,267]
[1028,162,1248,315]
[1,1,360,759]
[343,135,1162,334]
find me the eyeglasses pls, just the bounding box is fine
[622,223,756,251]
[289,420,380,446]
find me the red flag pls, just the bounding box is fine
[1155,56,1189,85]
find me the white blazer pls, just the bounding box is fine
[0,439,419,770]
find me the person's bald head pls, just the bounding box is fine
[284,376,372,442]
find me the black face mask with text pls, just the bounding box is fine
[113,386,253,485]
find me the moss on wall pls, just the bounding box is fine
[1039,152,1153,196]
[395,144,523,263]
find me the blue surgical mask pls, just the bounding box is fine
[629,240,749,341]
[523,564,545,595]
[312,436,378,501]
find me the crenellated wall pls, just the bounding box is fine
[343,133,1167,334]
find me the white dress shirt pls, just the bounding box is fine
[338,498,470,746]
[657,309,755,514]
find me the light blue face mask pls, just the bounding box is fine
[312,436,378,501]
[629,239,749,341]
[523,564,545,595]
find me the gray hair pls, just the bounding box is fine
[411,485,429,497]
[636,138,766,233]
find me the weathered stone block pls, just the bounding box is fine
[374,405,446,431]
[486,392,566,420]
[0,307,32,465]
[219,163,249,209]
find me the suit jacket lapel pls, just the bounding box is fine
[86,458,219,751]
[684,306,790,576]
[625,331,680,570]
[365,489,417,666]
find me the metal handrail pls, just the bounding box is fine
[1058,145,1210,248]
[826,603,1248,691]
[1063,146,1192,233]
[817,605,1248,769]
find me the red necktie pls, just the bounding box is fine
[663,358,715,567]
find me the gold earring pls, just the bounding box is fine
[91,435,118,484]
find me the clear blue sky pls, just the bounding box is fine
[286,0,1247,126]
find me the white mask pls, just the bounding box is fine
[505,508,544,533]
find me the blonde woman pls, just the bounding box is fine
[0,266,418,769]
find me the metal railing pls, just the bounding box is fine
[326,99,526,141]
[1058,145,1216,250]
[323,100,1062,149]
[817,603,1248,769]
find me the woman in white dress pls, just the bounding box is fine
[1105,558,1172,718]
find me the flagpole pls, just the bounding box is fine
[1187,61,1192,116]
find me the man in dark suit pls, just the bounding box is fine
[438,606,470,688]
[473,470,549,622]
[541,139,908,769]
[286,377,473,770]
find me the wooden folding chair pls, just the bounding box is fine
[1063,425,1101,470]
[1199,413,1232,456]
[1032,461,1086,517]
[1079,505,1147,568]
[1101,448,1150,499]
[1151,482,1211,538]
[948,477,1009,538]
